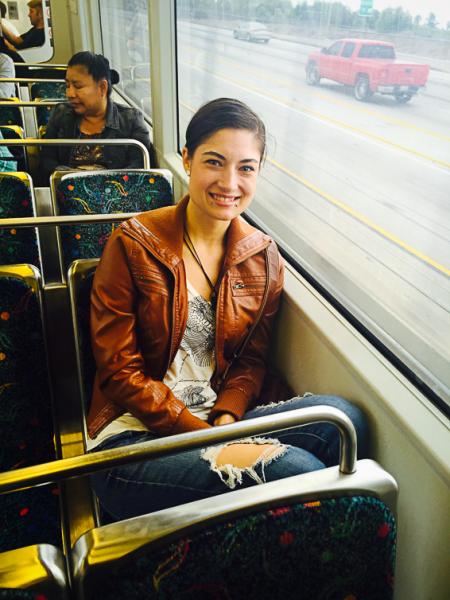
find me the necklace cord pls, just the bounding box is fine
[183,227,217,295]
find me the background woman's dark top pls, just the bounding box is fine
[40,100,152,180]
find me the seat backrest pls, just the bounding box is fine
[0,265,60,552]
[52,169,173,272]
[73,457,397,600]
[68,259,99,417]
[34,98,61,128]
[0,99,23,128]
[30,81,66,101]
[0,126,27,172]
[0,173,40,268]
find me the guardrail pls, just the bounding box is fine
[0,406,357,494]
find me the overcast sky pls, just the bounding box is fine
[292,1,450,27]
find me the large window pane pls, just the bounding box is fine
[176,1,450,406]
[98,0,151,118]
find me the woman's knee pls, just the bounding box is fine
[308,394,370,458]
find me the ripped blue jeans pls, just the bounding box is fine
[90,395,369,521]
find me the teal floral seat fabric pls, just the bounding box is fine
[30,82,66,100]
[86,495,396,600]
[0,275,60,552]
[0,104,23,128]
[0,590,44,599]
[0,127,27,172]
[56,170,173,271]
[30,83,66,128]
[0,175,40,267]
[35,104,58,128]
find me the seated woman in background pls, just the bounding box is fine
[87,97,369,521]
[40,51,152,181]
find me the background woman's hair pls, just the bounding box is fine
[184,97,266,162]
[67,51,120,96]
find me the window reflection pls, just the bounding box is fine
[98,0,151,119]
[176,1,450,405]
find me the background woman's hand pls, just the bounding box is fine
[213,413,237,426]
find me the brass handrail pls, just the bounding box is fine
[0,213,139,228]
[0,78,65,83]
[0,138,151,168]
[0,407,357,494]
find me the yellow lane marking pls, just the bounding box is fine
[312,90,450,143]
[268,157,450,276]
[180,103,450,276]
[184,50,450,144]
[181,59,450,169]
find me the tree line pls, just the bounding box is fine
[178,1,449,34]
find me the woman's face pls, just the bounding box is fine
[65,65,108,117]
[183,128,262,224]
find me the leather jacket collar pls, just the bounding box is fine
[120,194,272,270]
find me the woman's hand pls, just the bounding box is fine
[213,413,237,426]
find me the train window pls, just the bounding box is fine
[0,0,54,62]
[98,0,151,118]
[175,1,450,410]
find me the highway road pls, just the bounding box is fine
[177,21,450,399]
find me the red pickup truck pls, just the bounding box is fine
[306,39,429,103]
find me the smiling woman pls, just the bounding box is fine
[86,97,369,521]
[39,51,152,180]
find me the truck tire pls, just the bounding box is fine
[354,75,372,101]
[395,92,412,103]
[306,62,320,86]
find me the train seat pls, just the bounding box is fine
[0,173,41,267]
[71,433,397,599]
[34,99,60,129]
[0,99,23,128]
[30,82,66,101]
[0,266,67,597]
[68,258,99,414]
[67,259,398,599]
[0,545,68,600]
[0,126,28,172]
[52,169,173,272]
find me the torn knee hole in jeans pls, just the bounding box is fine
[201,437,287,489]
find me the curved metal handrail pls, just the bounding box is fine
[0,78,65,83]
[0,213,139,228]
[0,138,151,168]
[0,100,60,105]
[13,63,67,68]
[0,407,357,495]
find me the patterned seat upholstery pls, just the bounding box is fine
[0,126,27,172]
[0,173,40,267]
[92,496,395,600]
[0,99,23,128]
[30,83,66,128]
[0,590,43,599]
[74,478,397,600]
[30,82,66,100]
[53,169,173,272]
[36,98,60,129]
[0,266,60,552]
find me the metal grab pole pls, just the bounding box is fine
[0,407,358,495]
[0,138,151,169]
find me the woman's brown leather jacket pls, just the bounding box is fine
[87,196,284,440]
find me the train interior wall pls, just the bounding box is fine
[277,267,449,599]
